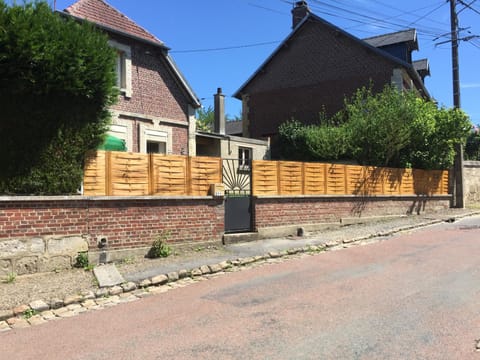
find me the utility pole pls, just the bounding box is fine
[450,0,464,208]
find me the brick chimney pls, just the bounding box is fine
[292,1,310,29]
[214,87,225,135]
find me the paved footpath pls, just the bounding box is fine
[1,215,480,359]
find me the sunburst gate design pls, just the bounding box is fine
[222,159,251,196]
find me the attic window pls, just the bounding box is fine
[109,40,132,98]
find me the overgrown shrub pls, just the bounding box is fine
[278,85,471,170]
[0,1,117,194]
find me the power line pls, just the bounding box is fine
[306,0,450,40]
[170,40,281,54]
[458,0,480,15]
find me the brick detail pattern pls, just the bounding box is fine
[172,125,188,155]
[0,199,224,249]
[254,197,450,229]
[111,36,190,123]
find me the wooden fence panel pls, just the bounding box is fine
[345,165,366,195]
[304,163,327,195]
[151,154,188,195]
[382,168,402,195]
[189,156,222,196]
[279,161,303,195]
[110,152,149,196]
[326,164,347,195]
[83,151,107,196]
[84,152,449,197]
[252,160,278,195]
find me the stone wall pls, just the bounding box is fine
[464,161,480,206]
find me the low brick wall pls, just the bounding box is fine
[0,196,224,276]
[254,195,452,230]
[0,194,452,276]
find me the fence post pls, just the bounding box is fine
[186,156,192,196]
[105,151,112,196]
[148,153,154,196]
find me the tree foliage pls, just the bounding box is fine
[196,105,242,132]
[278,85,471,170]
[0,0,118,194]
[465,126,480,160]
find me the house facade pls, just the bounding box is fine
[234,1,431,149]
[63,0,200,155]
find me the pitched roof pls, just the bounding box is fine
[226,120,243,136]
[363,29,418,51]
[65,0,163,45]
[413,58,430,79]
[234,14,429,99]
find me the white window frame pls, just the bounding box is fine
[238,147,252,170]
[109,40,132,98]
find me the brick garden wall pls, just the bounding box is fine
[0,197,223,276]
[254,196,452,229]
[0,194,451,276]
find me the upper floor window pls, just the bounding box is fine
[109,40,132,98]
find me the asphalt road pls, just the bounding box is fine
[2,217,480,359]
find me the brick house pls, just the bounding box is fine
[233,1,431,152]
[62,0,200,155]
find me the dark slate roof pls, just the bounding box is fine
[363,29,418,51]
[234,14,429,99]
[225,120,243,136]
[413,59,430,75]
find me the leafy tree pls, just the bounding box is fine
[0,0,118,194]
[196,105,214,132]
[465,125,480,160]
[278,85,471,170]
[196,106,242,132]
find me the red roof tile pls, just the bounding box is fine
[65,0,163,45]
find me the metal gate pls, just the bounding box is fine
[222,159,253,233]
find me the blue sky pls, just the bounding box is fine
[8,0,480,123]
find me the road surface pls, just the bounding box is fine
[2,217,480,359]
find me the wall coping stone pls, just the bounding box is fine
[254,194,452,200]
[0,195,215,202]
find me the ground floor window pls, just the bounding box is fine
[147,141,166,154]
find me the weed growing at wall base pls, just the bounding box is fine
[148,231,172,258]
[2,272,16,284]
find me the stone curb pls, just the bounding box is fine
[0,212,475,332]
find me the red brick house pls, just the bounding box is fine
[233,1,431,150]
[62,0,200,155]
